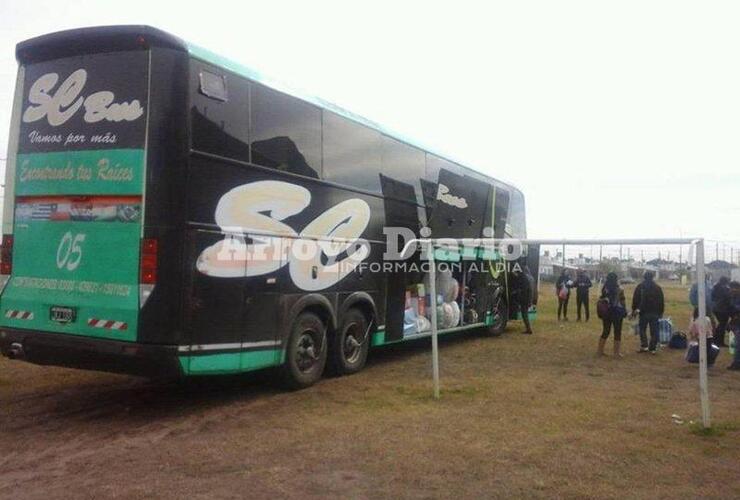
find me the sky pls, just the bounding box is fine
[0,0,738,260]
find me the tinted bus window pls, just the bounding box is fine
[190,60,249,161]
[425,154,462,183]
[381,136,425,204]
[508,189,527,238]
[322,112,382,192]
[251,84,322,179]
[493,188,510,239]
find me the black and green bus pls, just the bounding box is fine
[0,26,536,388]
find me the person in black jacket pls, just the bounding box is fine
[511,264,533,334]
[727,281,740,370]
[555,270,572,321]
[574,269,593,322]
[711,276,732,347]
[598,272,627,357]
[631,271,665,353]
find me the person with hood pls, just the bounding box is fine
[631,271,665,353]
[598,272,627,357]
[556,269,573,321]
[711,276,732,347]
[574,269,593,322]
[511,264,533,334]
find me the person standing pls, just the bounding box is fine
[727,281,740,370]
[711,276,732,347]
[597,272,627,357]
[688,308,717,366]
[574,269,593,322]
[511,264,533,334]
[631,271,665,354]
[689,274,713,317]
[556,269,572,321]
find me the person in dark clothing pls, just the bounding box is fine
[555,270,573,321]
[631,271,665,353]
[598,272,627,357]
[727,281,740,370]
[574,269,593,322]
[711,276,732,347]
[511,264,533,334]
[689,274,713,318]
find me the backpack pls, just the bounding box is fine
[598,287,626,320]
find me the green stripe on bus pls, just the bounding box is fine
[371,329,386,346]
[15,149,145,196]
[461,246,477,260]
[179,349,282,375]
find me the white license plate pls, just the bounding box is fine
[50,306,76,324]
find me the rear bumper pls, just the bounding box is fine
[0,327,182,377]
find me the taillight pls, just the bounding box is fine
[140,238,158,284]
[1,235,13,275]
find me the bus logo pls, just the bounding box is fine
[197,181,371,291]
[436,183,468,209]
[22,69,144,127]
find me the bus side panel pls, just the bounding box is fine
[185,156,387,371]
[137,47,190,346]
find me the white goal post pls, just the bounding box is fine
[409,238,711,429]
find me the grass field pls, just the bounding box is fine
[0,281,739,499]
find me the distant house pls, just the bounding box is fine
[706,260,738,281]
[646,258,679,280]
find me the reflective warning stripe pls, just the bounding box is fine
[5,309,34,320]
[87,318,128,330]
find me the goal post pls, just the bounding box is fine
[416,237,711,428]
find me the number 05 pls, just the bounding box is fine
[56,232,86,271]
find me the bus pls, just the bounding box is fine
[0,26,537,388]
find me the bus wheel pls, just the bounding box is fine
[329,308,370,376]
[282,312,328,389]
[485,296,508,336]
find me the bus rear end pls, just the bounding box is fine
[0,27,187,376]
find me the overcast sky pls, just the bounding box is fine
[1,1,738,258]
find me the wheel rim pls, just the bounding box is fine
[342,321,363,365]
[296,330,321,373]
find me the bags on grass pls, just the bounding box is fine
[685,341,720,365]
[668,331,687,349]
[658,318,673,344]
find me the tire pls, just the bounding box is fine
[484,294,508,337]
[329,308,370,376]
[281,312,328,389]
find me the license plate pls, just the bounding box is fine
[50,306,76,324]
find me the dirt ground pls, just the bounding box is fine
[1,281,739,499]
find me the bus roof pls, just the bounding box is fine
[16,25,523,196]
